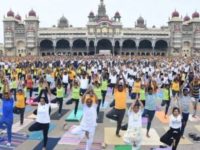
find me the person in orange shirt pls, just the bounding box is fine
[14,89,26,125]
[68,67,76,90]
[106,71,127,137]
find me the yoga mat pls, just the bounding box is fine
[25,106,33,113]
[58,125,84,145]
[76,141,102,150]
[28,123,56,140]
[155,111,169,124]
[0,133,28,150]
[104,128,162,145]
[50,109,69,120]
[101,101,109,109]
[189,114,200,122]
[2,119,33,134]
[142,117,148,125]
[27,114,37,119]
[50,103,58,109]
[97,111,104,123]
[194,125,200,132]
[65,109,83,122]
[33,138,60,150]
[163,127,192,144]
[153,147,172,150]
[114,145,132,150]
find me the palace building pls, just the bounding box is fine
[3,0,200,56]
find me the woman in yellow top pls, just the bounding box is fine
[171,78,180,97]
[106,71,127,137]
[68,67,76,90]
[131,78,141,100]
[14,89,26,125]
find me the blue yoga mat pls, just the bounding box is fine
[28,123,56,140]
[65,109,83,122]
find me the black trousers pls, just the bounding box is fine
[63,83,68,94]
[14,107,25,125]
[27,87,33,98]
[97,100,101,115]
[160,127,181,150]
[101,90,107,105]
[56,98,63,114]
[29,122,50,148]
[106,108,125,135]
[66,99,79,116]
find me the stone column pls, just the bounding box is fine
[120,40,123,55]
[70,40,73,55]
[53,40,56,56]
[136,39,140,56]
[94,40,97,55]
[152,39,156,56]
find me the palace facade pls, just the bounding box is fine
[3,0,200,56]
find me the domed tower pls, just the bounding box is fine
[183,15,190,22]
[191,11,200,56]
[114,11,121,22]
[97,0,108,19]
[3,9,16,54]
[168,10,183,56]
[25,9,40,55]
[88,11,95,22]
[58,16,69,28]
[15,14,22,21]
[135,16,146,28]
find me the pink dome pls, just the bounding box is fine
[29,9,36,17]
[192,11,199,18]
[184,15,190,21]
[15,14,21,20]
[7,9,14,17]
[89,11,94,17]
[115,11,121,17]
[172,10,179,18]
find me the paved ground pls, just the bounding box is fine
[1,89,199,150]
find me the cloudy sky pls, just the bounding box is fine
[0,0,199,43]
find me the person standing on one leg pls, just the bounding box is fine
[179,88,192,138]
[93,81,102,116]
[142,86,161,138]
[66,80,80,117]
[71,88,98,150]
[106,70,127,137]
[0,85,14,147]
[55,82,65,116]
[161,84,171,118]
[28,97,51,150]
[14,89,26,125]
[101,74,108,107]
[189,77,200,118]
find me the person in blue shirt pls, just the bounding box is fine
[0,87,14,147]
[142,86,161,138]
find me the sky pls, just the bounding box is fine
[0,0,200,43]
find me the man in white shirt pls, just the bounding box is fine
[71,90,98,150]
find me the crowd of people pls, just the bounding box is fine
[0,55,199,150]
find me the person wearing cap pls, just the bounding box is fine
[123,99,144,150]
[66,80,80,117]
[70,88,98,150]
[29,96,51,150]
[14,89,26,125]
[0,85,14,146]
[106,70,127,137]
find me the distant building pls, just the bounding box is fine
[3,0,200,56]
[0,43,4,56]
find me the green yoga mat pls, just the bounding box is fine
[115,145,132,150]
[28,123,56,140]
[65,109,83,122]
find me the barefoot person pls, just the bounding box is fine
[123,100,143,150]
[0,85,14,146]
[106,71,127,137]
[28,97,51,150]
[160,107,182,150]
[71,88,98,150]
